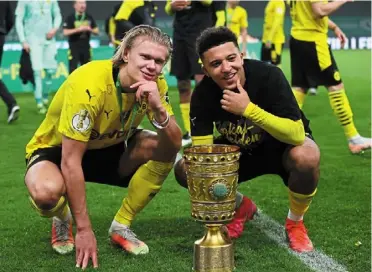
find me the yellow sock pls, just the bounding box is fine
[30,195,70,220]
[114,160,174,226]
[328,89,359,139]
[180,103,191,133]
[293,89,306,109]
[288,189,317,218]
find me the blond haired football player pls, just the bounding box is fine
[288,0,371,154]
[261,0,285,67]
[24,25,182,269]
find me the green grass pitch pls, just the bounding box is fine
[0,49,370,272]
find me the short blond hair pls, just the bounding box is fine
[112,25,173,66]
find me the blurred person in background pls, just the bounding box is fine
[226,0,248,58]
[212,1,227,27]
[15,0,62,114]
[261,0,285,68]
[63,0,99,74]
[0,1,20,123]
[165,0,224,146]
[108,1,158,49]
[288,0,371,154]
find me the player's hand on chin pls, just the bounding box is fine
[75,228,98,269]
[131,80,162,113]
[220,79,251,116]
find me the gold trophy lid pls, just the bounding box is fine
[184,144,240,155]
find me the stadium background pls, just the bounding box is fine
[1,1,371,92]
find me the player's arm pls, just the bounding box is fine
[108,16,117,44]
[243,101,305,146]
[311,0,350,18]
[58,79,102,268]
[222,68,305,146]
[328,18,347,48]
[51,0,62,31]
[61,136,98,269]
[61,136,89,231]
[90,17,99,35]
[213,1,226,27]
[243,67,305,145]
[266,3,285,44]
[63,15,81,36]
[190,87,214,146]
[165,0,189,15]
[45,0,61,40]
[15,1,26,44]
[141,78,182,153]
[240,9,248,56]
[215,10,226,27]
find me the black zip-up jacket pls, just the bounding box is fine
[0,1,14,35]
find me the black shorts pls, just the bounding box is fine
[25,131,141,188]
[289,36,342,89]
[214,134,314,186]
[170,38,203,80]
[261,42,283,65]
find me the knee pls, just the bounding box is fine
[30,181,64,210]
[174,159,188,189]
[290,146,320,174]
[328,83,344,92]
[177,79,191,94]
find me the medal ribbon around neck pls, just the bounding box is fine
[115,77,146,148]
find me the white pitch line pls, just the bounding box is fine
[252,209,348,272]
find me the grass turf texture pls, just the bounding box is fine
[0,49,370,272]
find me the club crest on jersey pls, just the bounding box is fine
[137,102,148,114]
[333,71,341,81]
[72,109,91,132]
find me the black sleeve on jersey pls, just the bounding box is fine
[190,82,215,137]
[265,66,302,121]
[63,14,74,29]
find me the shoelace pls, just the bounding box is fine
[54,218,70,241]
[114,227,141,245]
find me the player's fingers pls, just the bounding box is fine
[92,250,99,268]
[135,87,143,102]
[221,105,228,111]
[236,79,243,93]
[223,89,234,96]
[76,249,83,268]
[130,81,148,89]
[222,94,230,100]
[220,99,229,106]
[81,251,90,270]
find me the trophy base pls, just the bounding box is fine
[192,225,235,272]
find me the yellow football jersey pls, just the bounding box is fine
[288,0,328,41]
[26,60,173,159]
[226,6,248,39]
[262,0,285,44]
[114,0,144,20]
